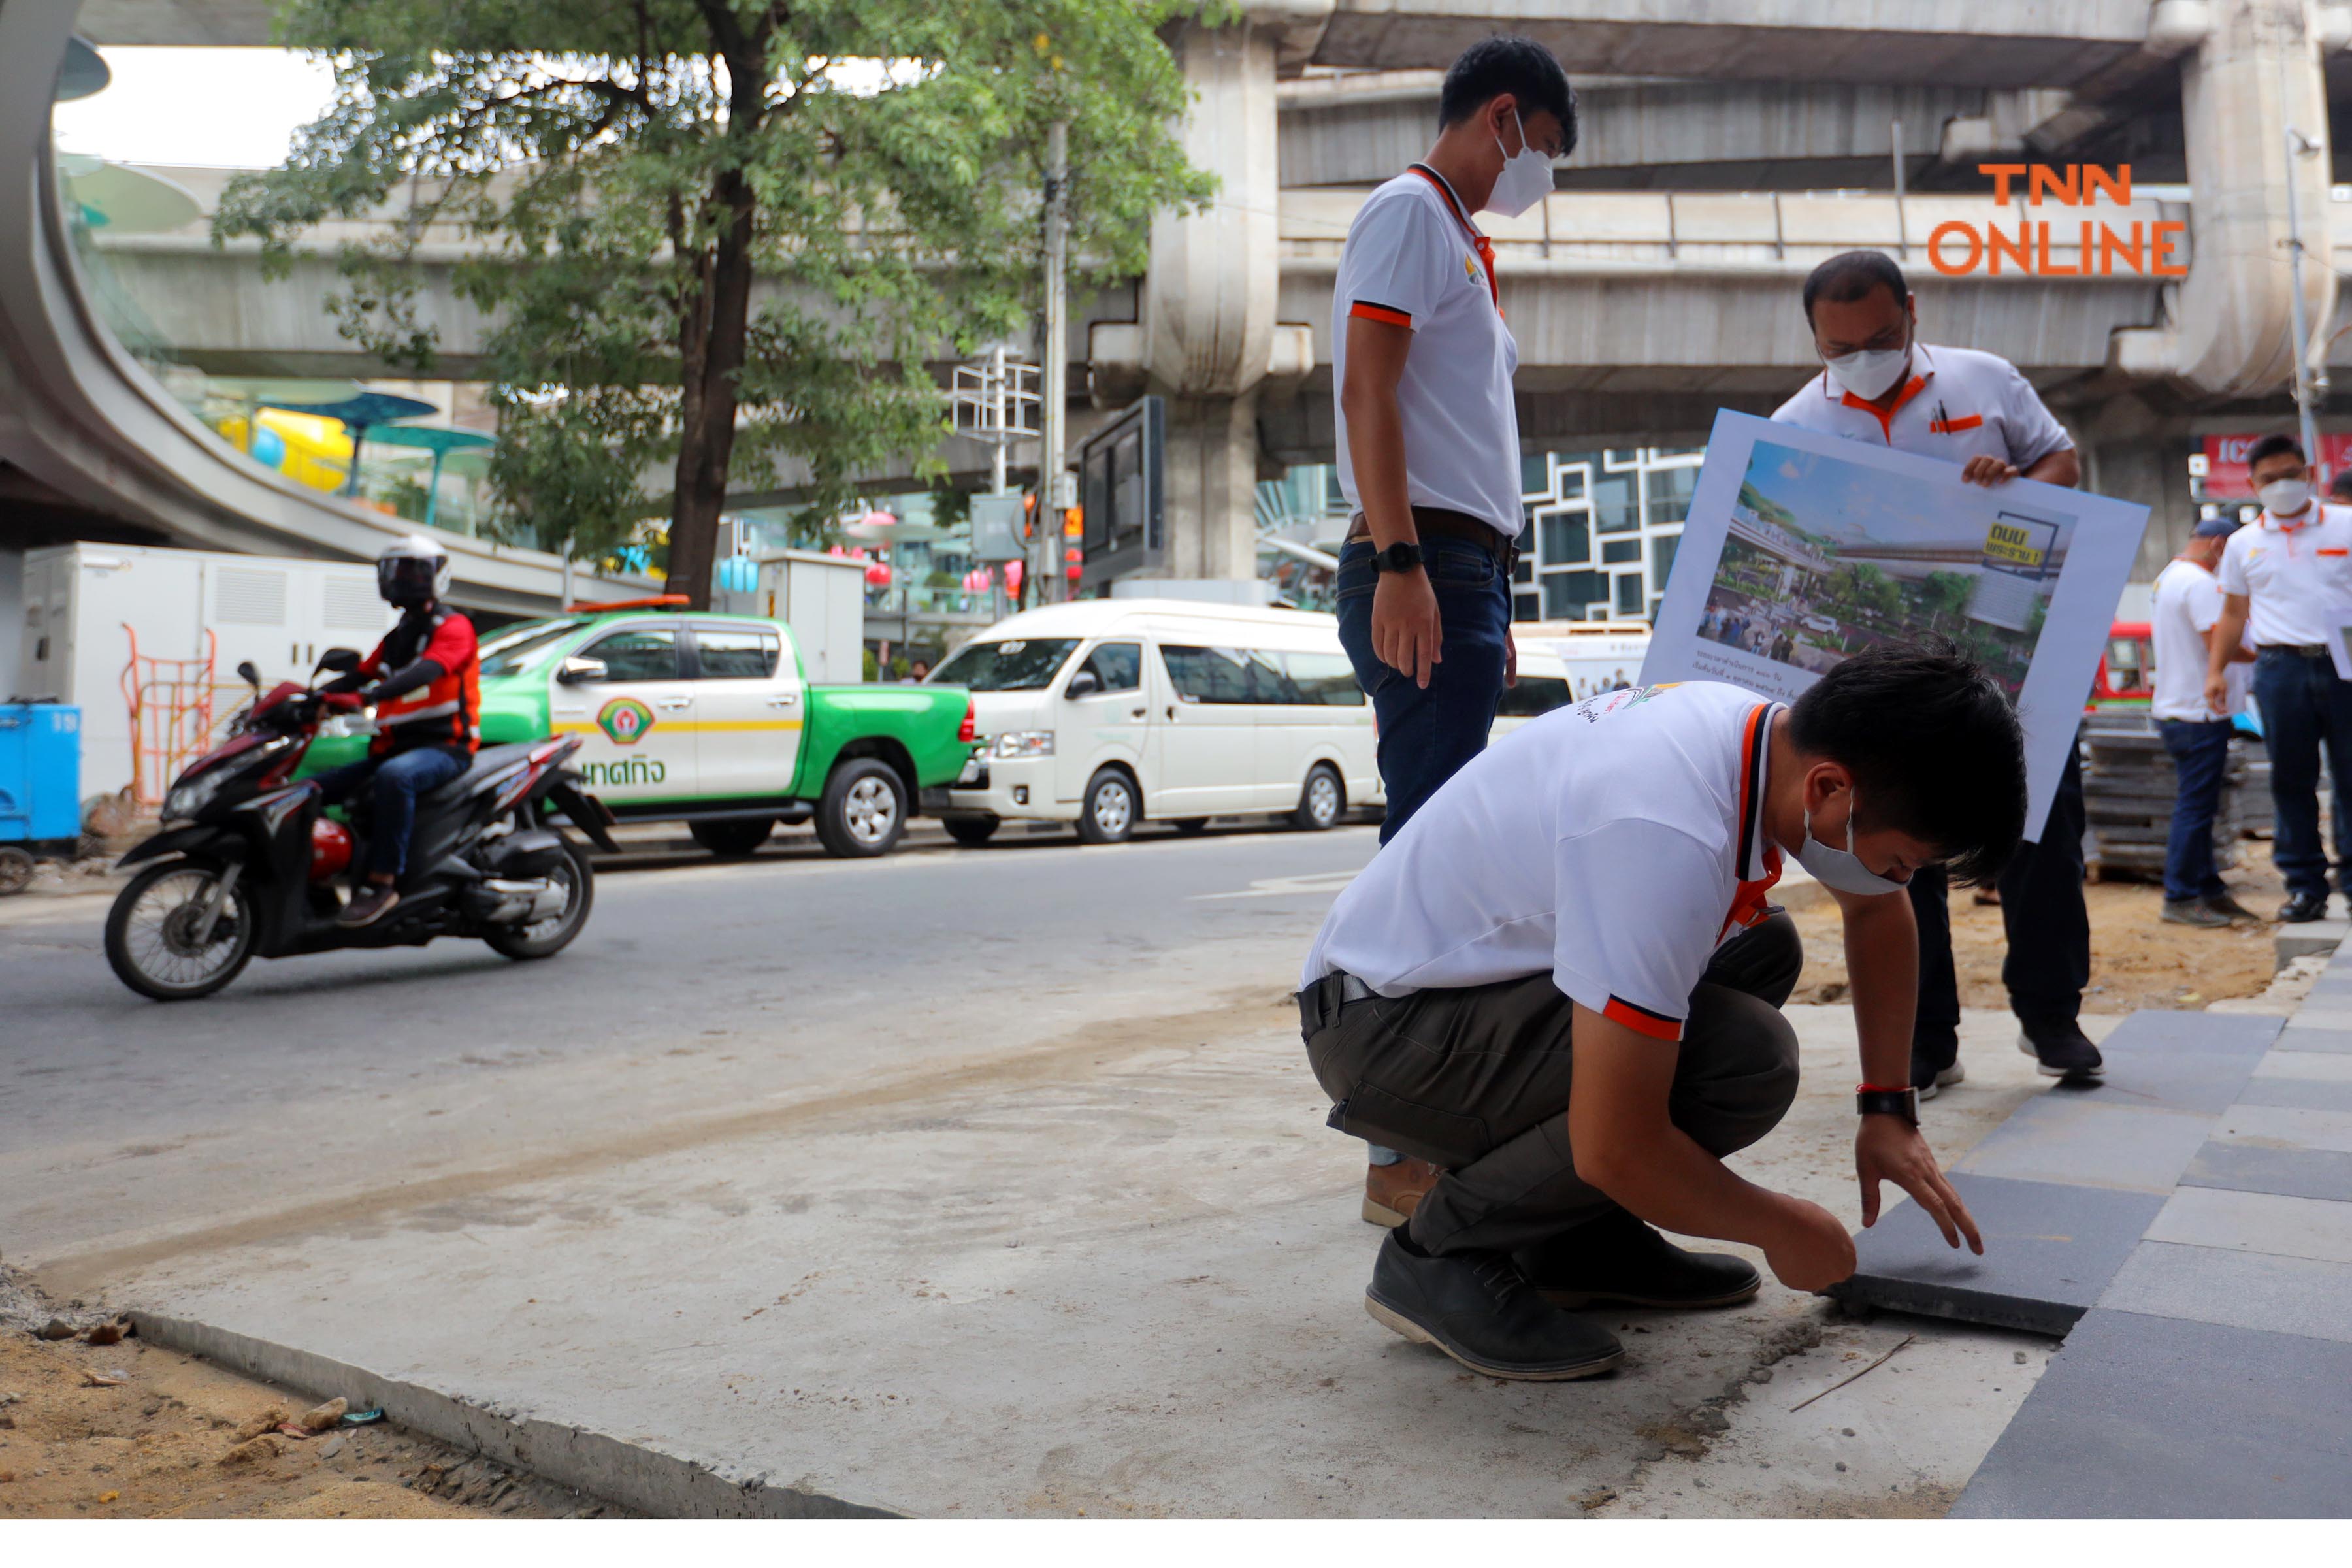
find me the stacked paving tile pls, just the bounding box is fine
[1830,958,2352,1517]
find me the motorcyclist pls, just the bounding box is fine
[308,534,481,927]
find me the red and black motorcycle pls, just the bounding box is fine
[105,649,620,1001]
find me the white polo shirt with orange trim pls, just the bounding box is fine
[1768,342,2072,471]
[1301,681,1784,1041]
[2217,502,2352,649]
[1331,164,1522,536]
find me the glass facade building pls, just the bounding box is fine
[1512,447,1703,624]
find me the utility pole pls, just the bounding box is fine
[1036,120,1071,605]
[2284,123,2326,482]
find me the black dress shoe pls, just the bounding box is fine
[1514,1208,1762,1309]
[1364,1232,1624,1380]
[2279,893,2332,924]
[2017,1019,2104,1081]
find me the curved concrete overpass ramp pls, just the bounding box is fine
[0,4,643,615]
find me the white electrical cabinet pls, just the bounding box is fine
[15,544,393,799]
[744,549,866,684]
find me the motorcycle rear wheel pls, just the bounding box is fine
[105,860,257,1001]
[482,838,595,961]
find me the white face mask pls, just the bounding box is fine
[1486,110,1553,218]
[1823,344,1910,402]
[2259,478,2313,518]
[1793,787,1906,896]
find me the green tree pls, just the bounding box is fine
[218,0,1215,602]
[1919,569,1975,629]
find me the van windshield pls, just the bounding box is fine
[478,618,585,678]
[930,638,1081,691]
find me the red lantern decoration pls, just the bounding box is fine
[864,561,892,587]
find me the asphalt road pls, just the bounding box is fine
[0,821,1377,1276]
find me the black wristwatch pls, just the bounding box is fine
[1856,1085,1919,1126]
[1370,540,1426,574]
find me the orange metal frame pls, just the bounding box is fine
[120,625,218,806]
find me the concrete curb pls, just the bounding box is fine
[129,1310,898,1520]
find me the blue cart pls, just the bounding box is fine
[0,703,82,894]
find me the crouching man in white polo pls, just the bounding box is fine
[1299,643,2016,1379]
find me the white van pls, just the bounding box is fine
[923,598,1380,845]
[1488,622,1652,739]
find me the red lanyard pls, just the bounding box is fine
[1407,165,1497,308]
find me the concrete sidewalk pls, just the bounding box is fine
[71,1002,2085,1517]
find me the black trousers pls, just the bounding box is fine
[1908,746,2089,1049]
[1301,915,1803,1256]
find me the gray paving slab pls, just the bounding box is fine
[2236,1077,2352,1112]
[2100,1239,2352,1345]
[2093,1009,2281,1057]
[2210,1102,2352,1154]
[2275,1026,2352,1055]
[1953,1098,2219,1194]
[2183,1139,2352,1203]
[2277,921,2351,969]
[1830,1175,2165,1336]
[2254,1050,2352,1082]
[2146,1184,2352,1265]
[1952,1309,2352,1518]
[2285,1009,2352,1032]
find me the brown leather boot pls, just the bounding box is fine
[1362,1156,1443,1228]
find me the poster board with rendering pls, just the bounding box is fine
[1642,411,2149,840]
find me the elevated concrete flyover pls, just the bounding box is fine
[1278,71,2083,192]
[0,7,646,613]
[1304,1,2168,89]
[1239,186,2185,452]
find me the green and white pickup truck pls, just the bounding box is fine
[301,606,979,858]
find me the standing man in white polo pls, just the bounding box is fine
[1771,250,2103,1096]
[1330,35,1577,1230]
[2206,434,2352,922]
[2151,515,2258,928]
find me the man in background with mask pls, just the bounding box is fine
[1769,251,2100,1096]
[1329,34,1576,1229]
[1299,645,2017,1380]
[2152,515,2259,928]
[2206,434,2352,923]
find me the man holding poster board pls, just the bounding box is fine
[1649,252,2137,1096]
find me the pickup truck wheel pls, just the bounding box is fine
[1293,764,1344,831]
[817,758,906,857]
[689,818,772,857]
[942,815,1000,847]
[1077,768,1137,845]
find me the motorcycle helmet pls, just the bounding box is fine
[377,533,450,608]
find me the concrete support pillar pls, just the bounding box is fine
[1138,18,1282,580]
[1161,390,1265,579]
[2165,0,2336,395]
[2080,395,2195,581]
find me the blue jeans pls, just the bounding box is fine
[2158,719,2234,904]
[2252,649,2352,902]
[311,745,468,880]
[1335,532,1512,846]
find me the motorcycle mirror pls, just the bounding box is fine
[316,647,363,674]
[236,660,261,689]
[555,655,609,686]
